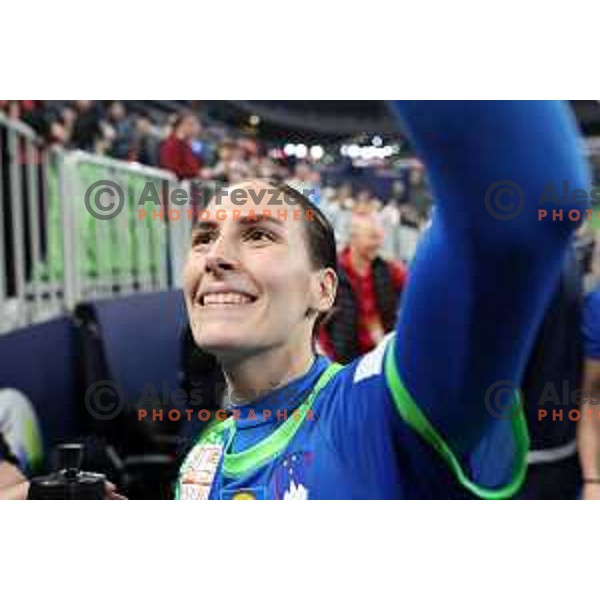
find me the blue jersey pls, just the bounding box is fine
[177,101,590,499]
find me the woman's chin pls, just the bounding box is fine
[195,330,248,356]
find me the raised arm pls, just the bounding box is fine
[389,101,590,453]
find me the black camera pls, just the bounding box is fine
[27,443,106,500]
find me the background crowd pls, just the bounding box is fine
[0,100,430,260]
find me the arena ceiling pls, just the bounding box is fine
[134,100,600,144]
[204,100,600,142]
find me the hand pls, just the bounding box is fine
[0,480,29,500]
[105,480,127,500]
[0,461,28,500]
[582,483,600,500]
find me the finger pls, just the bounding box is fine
[107,492,128,500]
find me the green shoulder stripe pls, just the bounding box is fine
[383,336,529,499]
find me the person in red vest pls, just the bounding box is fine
[319,212,407,363]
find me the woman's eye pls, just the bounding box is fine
[191,231,215,247]
[245,229,275,242]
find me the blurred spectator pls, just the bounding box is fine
[257,157,278,179]
[389,179,407,205]
[407,162,432,217]
[22,102,70,147]
[319,213,407,363]
[380,198,402,260]
[61,105,77,131]
[132,113,160,167]
[321,186,352,249]
[106,101,133,160]
[225,139,253,183]
[287,162,321,205]
[381,198,401,227]
[159,111,203,180]
[5,100,21,120]
[18,101,48,136]
[204,139,236,183]
[70,100,105,153]
[320,186,341,221]
[354,189,374,215]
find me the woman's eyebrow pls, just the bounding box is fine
[192,221,218,232]
[237,215,286,229]
[191,215,287,232]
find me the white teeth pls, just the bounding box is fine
[202,292,253,306]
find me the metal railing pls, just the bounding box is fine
[1,113,61,332]
[0,114,194,335]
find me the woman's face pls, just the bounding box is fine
[183,182,334,360]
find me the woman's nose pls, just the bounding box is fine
[204,254,235,273]
[204,236,237,274]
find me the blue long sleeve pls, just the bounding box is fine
[390,101,590,453]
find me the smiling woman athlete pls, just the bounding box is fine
[176,101,590,500]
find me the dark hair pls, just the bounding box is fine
[267,181,337,272]
[266,181,338,336]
